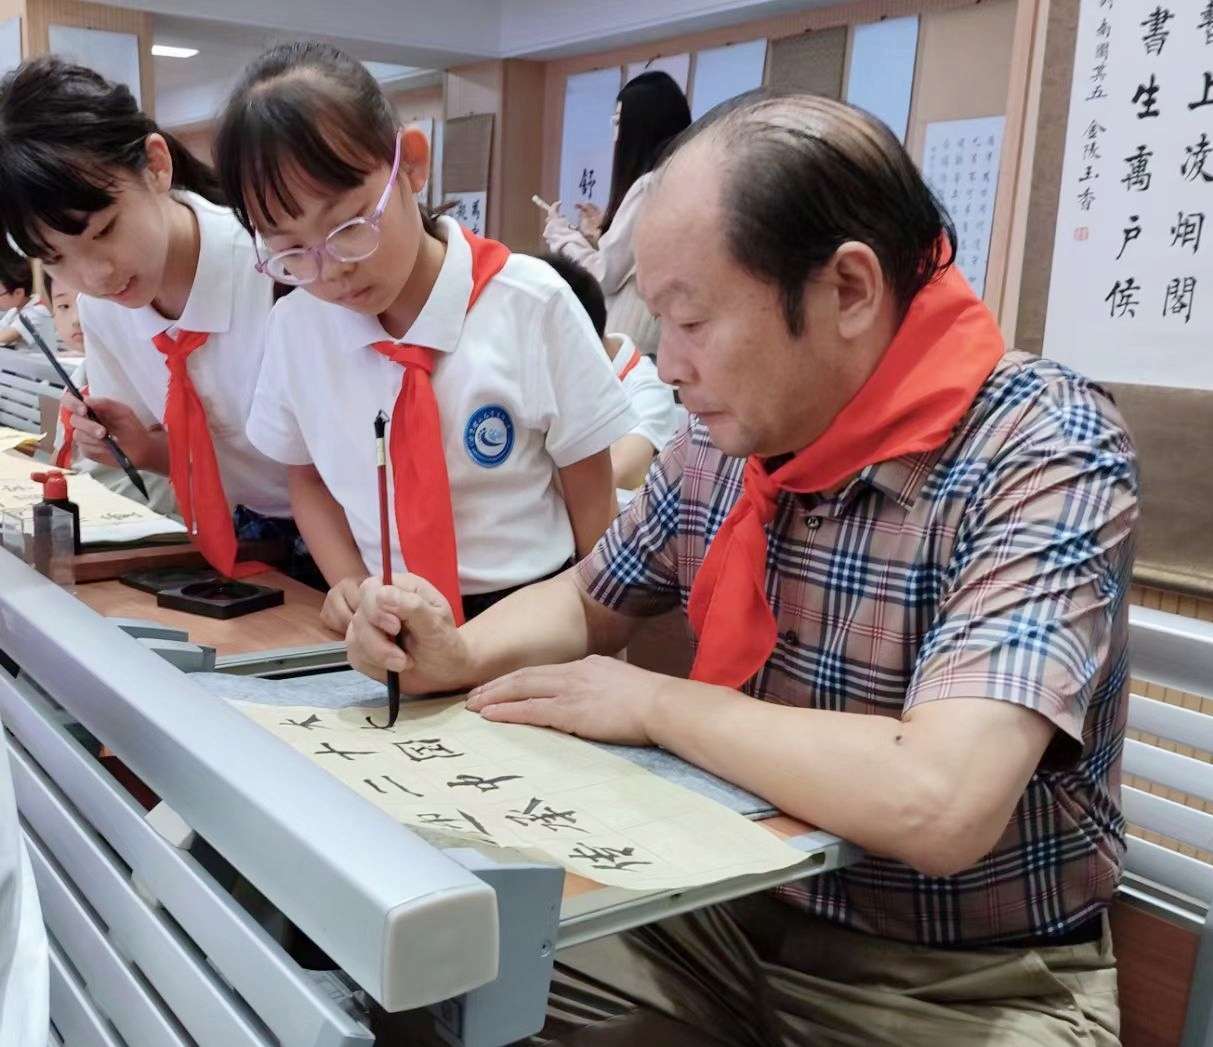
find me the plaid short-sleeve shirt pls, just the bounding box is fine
[576,351,1139,947]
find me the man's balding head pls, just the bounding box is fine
[635,93,956,459]
[657,92,954,334]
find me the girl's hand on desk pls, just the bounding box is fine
[465,656,667,747]
[347,575,475,693]
[321,574,367,634]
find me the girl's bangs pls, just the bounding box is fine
[236,95,385,230]
[0,143,123,259]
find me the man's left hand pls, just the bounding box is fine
[321,574,367,635]
[465,655,669,746]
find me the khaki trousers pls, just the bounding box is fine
[538,893,1120,1046]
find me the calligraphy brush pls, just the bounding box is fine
[374,410,403,729]
[17,309,150,501]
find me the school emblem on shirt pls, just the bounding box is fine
[464,404,514,468]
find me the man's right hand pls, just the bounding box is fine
[347,575,476,693]
[61,393,160,470]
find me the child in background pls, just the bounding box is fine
[0,56,293,580]
[47,270,177,516]
[44,271,84,354]
[0,250,55,351]
[214,42,636,630]
[541,253,685,491]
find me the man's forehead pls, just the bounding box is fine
[637,157,728,297]
[635,206,687,301]
[650,137,720,202]
[655,154,731,254]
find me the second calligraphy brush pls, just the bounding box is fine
[375,410,403,729]
[18,308,150,501]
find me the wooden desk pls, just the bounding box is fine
[74,570,342,663]
[71,539,286,584]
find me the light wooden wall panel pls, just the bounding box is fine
[25,0,154,116]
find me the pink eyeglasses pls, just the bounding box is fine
[254,131,403,286]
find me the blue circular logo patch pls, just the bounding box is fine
[464,405,514,468]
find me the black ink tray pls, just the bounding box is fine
[120,565,221,595]
[156,580,284,620]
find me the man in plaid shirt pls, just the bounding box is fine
[350,93,1137,1045]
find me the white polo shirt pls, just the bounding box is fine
[609,332,686,454]
[248,216,638,594]
[76,192,291,519]
[2,296,55,352]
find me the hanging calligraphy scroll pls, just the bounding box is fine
[1019,0,1213,596]
[1044,0,1213,390]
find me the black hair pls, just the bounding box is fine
[664,90,956,334]
[602,71,691,234]
[0,55,224,260]
[216,41,436,238]
[540,252,606,337]
[0,248,33,296]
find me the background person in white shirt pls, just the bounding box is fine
[0,57,296,580]
[0,250,55,351]
[542,71,691,357]
[215,42,636,632]
[541,252,685,490]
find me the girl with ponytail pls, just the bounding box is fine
[0,55,293,580]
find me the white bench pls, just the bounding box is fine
[0,346,67,435]
[1119,604,1213,1047]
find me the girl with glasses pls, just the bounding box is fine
[215,42,636,632]
[0,56,292,580]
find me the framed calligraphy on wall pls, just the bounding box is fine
[1044,0,1213,390]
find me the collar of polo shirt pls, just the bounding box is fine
[129,192,239,341]
[347,216,475,355]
